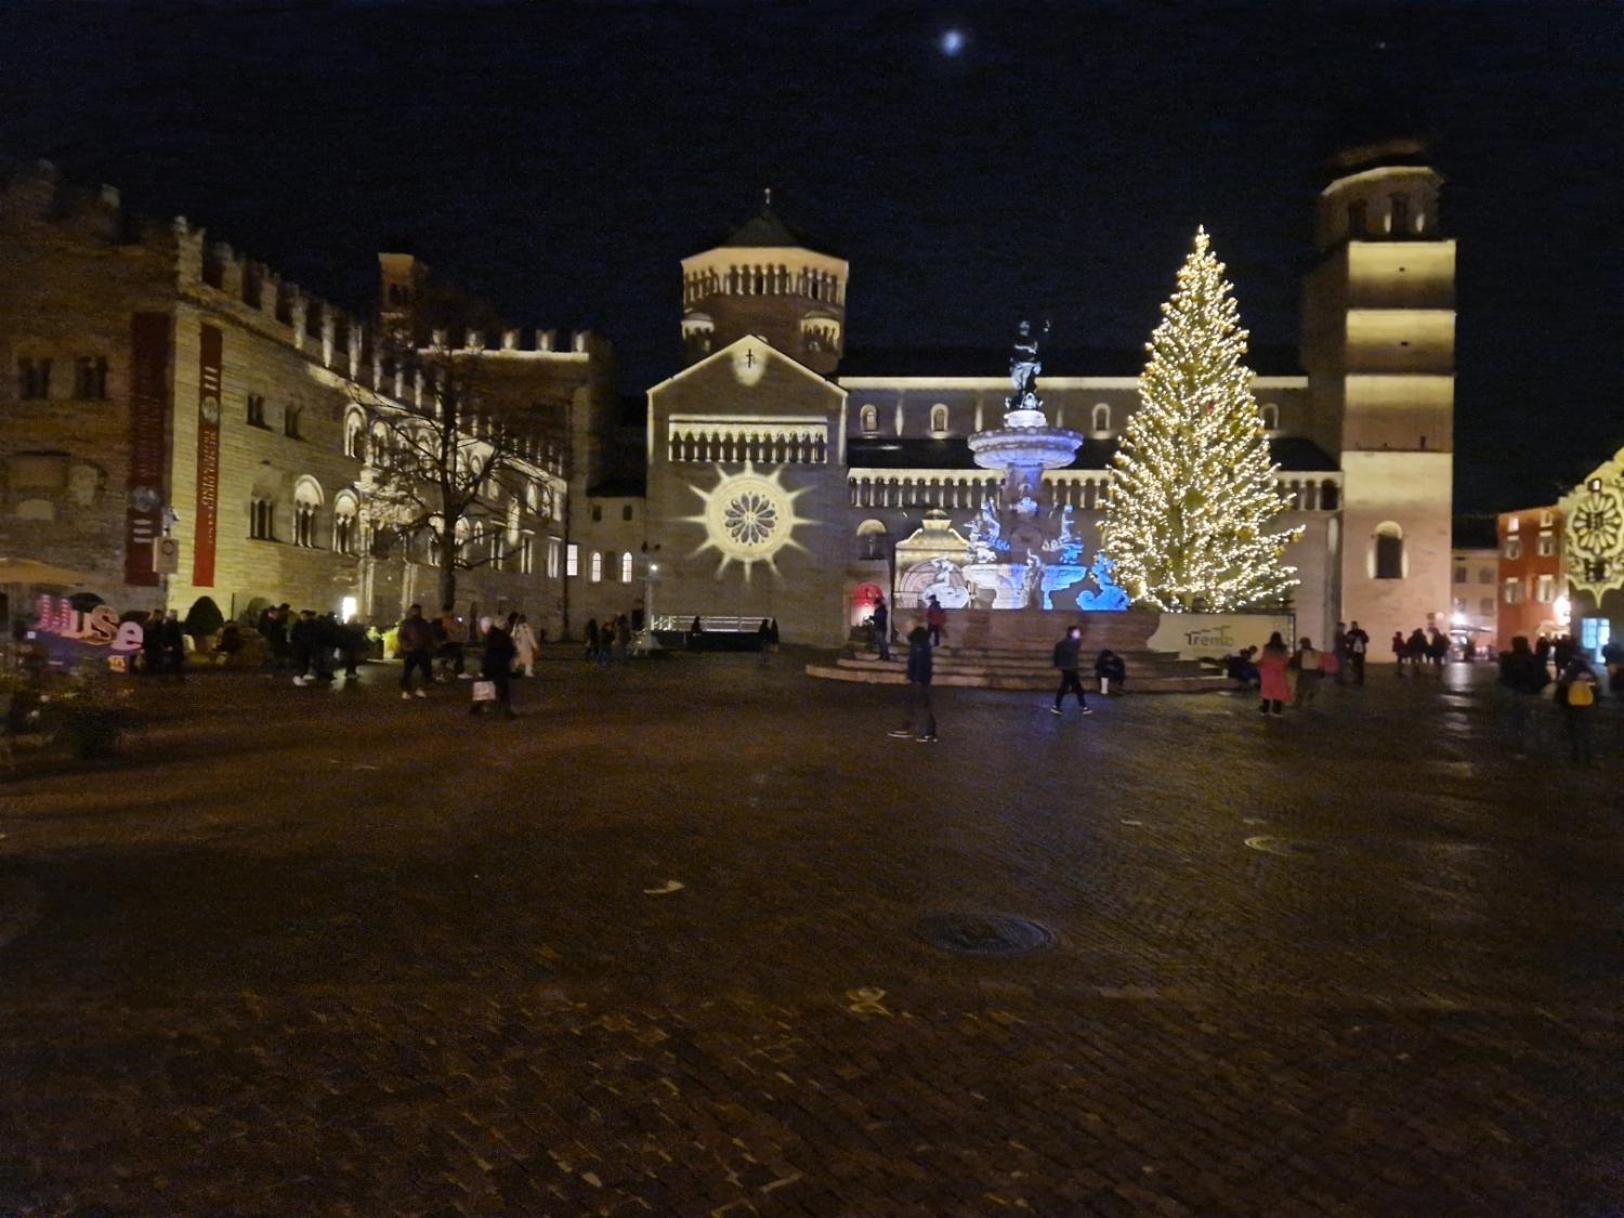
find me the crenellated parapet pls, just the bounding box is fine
[2,161,612,385]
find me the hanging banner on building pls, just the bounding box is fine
[125,313,171,586]
[192,324,224,586]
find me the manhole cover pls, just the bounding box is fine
[913,913,1056,956]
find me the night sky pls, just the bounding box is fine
[3,2,1619,516]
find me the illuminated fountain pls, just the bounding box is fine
[910,322,1126,611]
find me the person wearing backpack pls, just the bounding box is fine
[1556,654,1599,767]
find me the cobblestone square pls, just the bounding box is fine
[0,656,1619,1216]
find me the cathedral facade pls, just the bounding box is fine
[634,136,1456,651]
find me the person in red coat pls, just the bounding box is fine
[1257,632,1292,717]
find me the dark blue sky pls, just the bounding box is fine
[3,1,1619,515]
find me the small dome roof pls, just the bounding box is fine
[708,190,837,256]
[1321,97,1435,182]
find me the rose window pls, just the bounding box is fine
[724,492,778,547]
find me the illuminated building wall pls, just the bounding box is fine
[1494,507,1565,648]
[1302,140,1456,644]
[0,161,594,631]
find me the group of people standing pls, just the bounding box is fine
[1231,621,1371,716]
[1498,635,1610,765]
[255,604,371,684]
[1390,626,1454,673]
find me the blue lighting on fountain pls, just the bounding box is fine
[949,320,1127,612]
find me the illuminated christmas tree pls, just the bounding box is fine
[1102,228,1301,612]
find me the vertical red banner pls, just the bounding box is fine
[125,313,171,586]
[192,325,223,586]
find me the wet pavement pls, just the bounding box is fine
[0,655,1619,1217]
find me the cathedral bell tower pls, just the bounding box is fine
[1302,123,1456,639]
[679,191,848,374]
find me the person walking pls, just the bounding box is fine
[398,603,435,699]
[1049,625,1092,716]
[871,595,891,662]
[1555,652,1599,767]
[1330,622,1349,685]
[925,596,947,647]
[160,609,187,680]
[1258,631,1292,716]
[437,606,468,678]
[584,618,600,662]
[290,609,319,685]
[1427,627,1450,672]
[888,619,939,742]
[511,613,538,677]
[1292,636,1323,709]
[1407,628,1429,676]
[1346,620,1370,685]
[339,615,366,678]
[757,617,773,667]
[1497,636,1549,756]
[1095,648,1127,696]
[1391,630,1408,674]
[471,617,517,719]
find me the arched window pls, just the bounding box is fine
[332,492,358,554]
[929,404,949,436]
[1259,402,1279,431]
[620,552,633,583]
[343,411,366,459]
[1374,522,1404,580]
[1091,403,1111,432]
[292,477,323,549]
[860,405,878,434]
[590,551,603,583]
[856,518,888,561]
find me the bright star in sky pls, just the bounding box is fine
[939,28,966,56]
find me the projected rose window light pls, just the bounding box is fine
[685,461,812,579]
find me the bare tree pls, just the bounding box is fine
[359,323,543,610]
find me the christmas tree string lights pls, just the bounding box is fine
[1102,227,1302,612]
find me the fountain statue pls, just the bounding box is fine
[893,319,1128,612]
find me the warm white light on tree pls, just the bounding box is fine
[1102,227,1302,613]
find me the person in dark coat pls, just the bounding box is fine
[1345,620,1370,685]
[870,595,891,662]
[142,608,165,676]
[473,618,517,719]
[1406,628,1429,676]
[1554,653,1599,767]
[1095,648,1127,695]
[159,609,187,680]
[398,603,435,699]
[290,610,321,686]
[339,615,366,678]
[757,617,772,667]
[1049,626,1091,716]
[1497,635,1549,756]
[584,618,600,662]
[887,621,938,742]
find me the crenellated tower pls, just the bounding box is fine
[679,192,848,374]
[1302,124,1455,636]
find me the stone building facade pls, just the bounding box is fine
[0,161,614,634]
[632,133,1455,651]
